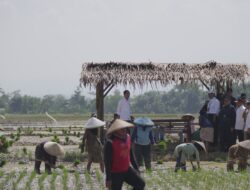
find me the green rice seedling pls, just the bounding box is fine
[12,170,27,190]
[84,171,93,190]
[65,136,69,144]
[50,172,57,190]
[22,147,27,155]
[39,134,43,138]
[51,135,60,143]
[74,171,82,190]
[0,170,15,190]
[95,169,105,190]
[10,133,15,139]
[74,159,80,167]
[48,127,52,132]
[0,170,4,177]
[38,172,48,190]
[62,169,68,190]
[25,171,36,190]
[76,132,81,137]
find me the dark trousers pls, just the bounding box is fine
[219,127,235,152]
[235,130,244,142]
[34,160,51,174]
[111,167,145,190]
[175,150,186,172]
[134,144,151,170]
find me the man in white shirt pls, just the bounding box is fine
[117,90,133,122]
[235,97,246,142]
[207,89,220,145]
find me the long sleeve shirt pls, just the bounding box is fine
[207,97,220,115]
[104,135,138,181]
[117,98,132,121]
[235,105,246,130]
[132,126,154,145]
[174,143,200,163]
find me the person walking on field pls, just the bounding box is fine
[234,97,246,142]
[132,117,155,170]
[34,141,65,174]
[117,90,134,122]
[104,119,145,190]
[82,116,105,173]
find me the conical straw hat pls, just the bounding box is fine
[84,117,105,129]
[44,142,65,157]
[182,114,195,120]
[238,140,250,150]
[107,119,134,135]
[134,117,154,126]
[192,141,207,152]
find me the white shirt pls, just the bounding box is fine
[117,98,132,120]
[245,110,250,132]
[235,105,246,130]
[207,97,220,115]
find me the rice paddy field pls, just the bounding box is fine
[0,114,250,190]
[0,162,250,190]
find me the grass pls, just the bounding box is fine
[12,170,27,190]
[38,172,48,190]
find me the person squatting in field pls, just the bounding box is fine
[34,141,65,174]
[104,119,145,190]
[82,116,105,173]
[174,141,206,172]
[227,140,250,171]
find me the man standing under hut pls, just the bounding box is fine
[227,140,250,171]
[174,141,206,172]
[218,96,236,152]
[82,116,105,173]
[117,90,134,122]
[104,119,145,190]
[207,89,220,146]
[132,117,155,170]
[234,97,246,142]
[34,141,65,174]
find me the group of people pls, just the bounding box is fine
[32,89,250,190]
[200,88,250,152]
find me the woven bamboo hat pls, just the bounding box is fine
[44,142,65,157]
[134,117,154,126]
[192,141,207,152]
[238,140,250,150]
[84,117,105,129]
[106,119,134,135]
[182,114,195,120]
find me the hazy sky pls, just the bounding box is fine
[1,0,250,97]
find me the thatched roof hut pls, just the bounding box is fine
[80,61,249,88]
[80,61,249,119]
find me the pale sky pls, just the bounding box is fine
[1,0,250,97]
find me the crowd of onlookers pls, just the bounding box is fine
[199,88,250,152]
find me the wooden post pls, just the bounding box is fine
[96,82,104,143]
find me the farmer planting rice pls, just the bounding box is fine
[227,140,250,171]
[34,141,65,174]
[104,119,145,190]
[82,116,105,173]
[174,141,206,172]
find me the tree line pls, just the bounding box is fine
[0,83,249,114]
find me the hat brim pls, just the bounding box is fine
[84,117,105,129]
[107,119,134,135]
[192,141,207,152]
[182,114,195,120]
[134,117,154,126]
[238,140,250,150]
[44,142,65,157]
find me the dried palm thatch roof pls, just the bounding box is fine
[80,61,249,88]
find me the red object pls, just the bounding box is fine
[111,135,131,173]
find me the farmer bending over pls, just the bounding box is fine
[227,140,250,171]
[104,119,145,190]
[34,141,64,174]
[174,141,206,172]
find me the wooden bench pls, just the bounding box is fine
[152,119,198,143]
